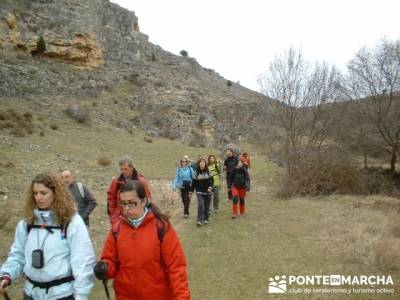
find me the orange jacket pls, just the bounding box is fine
[100,213,190,300]
[107,173,151,225]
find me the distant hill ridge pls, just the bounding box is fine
[0,0,271,148]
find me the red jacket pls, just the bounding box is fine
[100,213,190,300]
[107,172,151,225]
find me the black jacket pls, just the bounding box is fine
[230,167,249,189]
[191,170,214,194]
[224,156,239,174]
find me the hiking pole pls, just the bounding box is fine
[4,291,10,300]
[102,279,111,300]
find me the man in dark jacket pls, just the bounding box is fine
[224,148,239,200]
[61,170,97,226]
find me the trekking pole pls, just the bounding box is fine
[102,280,111,300]
[4,291,10,300]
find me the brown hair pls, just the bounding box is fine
[25,172,76,225]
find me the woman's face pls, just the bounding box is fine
[119,191,146,219]
[33,183,54,210]
[199,160,206,169]
[237,160,244,168]
[181,159,188,167]
[209,156,215,163]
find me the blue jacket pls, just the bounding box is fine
[0,209,95,300]
[172,166,194,191]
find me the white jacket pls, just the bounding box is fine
[0,209,95,300]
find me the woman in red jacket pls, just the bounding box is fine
[94,181,190,300]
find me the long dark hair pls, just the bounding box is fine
[196,158,209,174]
[120,181,170,230]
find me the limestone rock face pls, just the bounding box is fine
[0,0,271,148]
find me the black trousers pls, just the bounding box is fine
[24,294,74,300]
[180,188,191,215]
[226,172,233,199]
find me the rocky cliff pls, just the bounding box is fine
[0,0,271,148]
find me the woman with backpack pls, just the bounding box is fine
[230,159,250,219]
[208,155,222,213]
[172,157,194,218]
[191,159,213,226]
[94,181,190,300]
[0,172,95,300]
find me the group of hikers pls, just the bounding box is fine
[172,148,251,226]
[0,148,251,300]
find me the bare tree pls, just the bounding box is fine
[345,39,400,173]
[258,47,340,174]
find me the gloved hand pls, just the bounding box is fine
[93,261,108,280]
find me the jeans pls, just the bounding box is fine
[212,186,220,211]
[180,188,191,215]
[196,193,211,223]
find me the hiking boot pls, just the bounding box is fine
[232,214,237,219]
[196,221,203,227]
[183,214,189,219]
[204,219,209,224]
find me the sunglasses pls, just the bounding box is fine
[118,201,139,208]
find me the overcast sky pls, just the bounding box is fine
[112,0,400,91]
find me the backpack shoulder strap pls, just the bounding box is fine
[112,220,122,241]
[77,182,85,199]
[27,222,33,234]
[156,218,165,243]
[27,222,69,237]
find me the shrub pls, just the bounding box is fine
[50,123,58,130]
[180,50,188,57]
[31,35,46,57]
[0,109,34,136]
[10,127,25,137]
[23,112,33,120]
[97,157,112,167]
[227,80,232,87]
[65,105,90,124]
[0,121,14,129]
[279,147,365,197]
[0,160,15,168]
[39,131,45,137]
[144,136,153,143]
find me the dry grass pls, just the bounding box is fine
[1,99,399,299]
[144,136,153,143]
[0,109,34,136]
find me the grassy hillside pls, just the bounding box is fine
[0,101,399,299]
